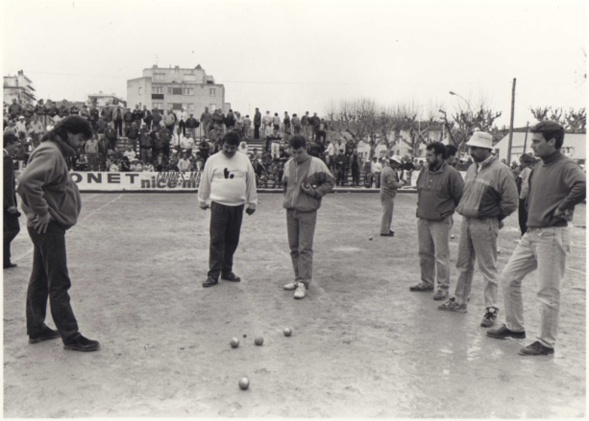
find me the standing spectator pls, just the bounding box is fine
[487,121,586,356]
[370,157,382,188]
[8,99,23,119]
[104,122,118,151]
[516,153,536,236]
[283,112,291,134]
[132,105,143,129]
[292,113,302,134]
[164,109,177,134]
[16,115,100,352]
[123,107,134,133]
[224,109,236,130]
[334,149,347,186]
[301,111,311,139]
[201,107,212,137]
[113,105,124,136]
[142,106,153,130]
[380,155,405,237]
[178,108,188,137]
[88,104,100,133]
[281,135,335,299]
[438,132,518,328]
[139,127,152,164]
[315,118,327,144]
[410,142,464,301]
[445,144,459,168]
[350,150,361,186]
[152,107,162,129]
[4,133,21,269]
[325,140,335,170]
[35,99,48,128]
[262,111,272,137]
[30,115,45,143]
[84,136,100,171]
[253,108,262,140]
[186,113,200,140]
[197,131,258,288]
[402,155,416,186]
[125,122,140,152]
[242,114,252,139]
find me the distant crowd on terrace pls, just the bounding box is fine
[5,97,483,188]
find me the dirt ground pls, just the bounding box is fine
[3,192,586,418]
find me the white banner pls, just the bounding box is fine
[70,171,201,192]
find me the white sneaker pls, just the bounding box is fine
[283,282,298,290]
[294,283,307,299]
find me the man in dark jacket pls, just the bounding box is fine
[16,116,100,352]
[4,133,21,269]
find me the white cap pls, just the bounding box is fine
[390,155,403,164]
[466,131,493,149]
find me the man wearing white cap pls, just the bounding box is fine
[379,155,405,236]
[439,131,518,329]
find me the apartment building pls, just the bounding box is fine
[127,64,229,116]
[3,70,36,106]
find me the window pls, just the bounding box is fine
[209,88,216,96]
[183,88,194,95]
[138,87,142,95]
[152,101,164,109]
[153,86,163,94]
[173,87,183,95]
[151,94,164,100]
[154,73,165,81]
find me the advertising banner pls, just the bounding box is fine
[70,171,202,192]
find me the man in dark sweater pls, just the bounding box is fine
[487,121,586,356]
[4,133,21,269]
[410,142,464,301]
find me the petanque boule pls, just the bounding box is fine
[238,377,250,390]
[230,337,239,348]
[369,236,373,241]
[283,328,292,337]
[254,337,264,346]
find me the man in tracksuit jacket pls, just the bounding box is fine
[487,121,586,356]
[438,132,518,329]
[282,135,335,299]
[17,115,100,352]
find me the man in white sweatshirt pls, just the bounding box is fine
[198,131,258,287]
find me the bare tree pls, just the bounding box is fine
[530,106,586,133]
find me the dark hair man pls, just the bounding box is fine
[487,121,586,356]
[198,131,258,287]
[4,133,21,269]
[281,135,335,299]
[410,142,464,301]
[16,115,100,352]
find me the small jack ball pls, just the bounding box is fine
[283,328,292,337]
[238,377,249,390]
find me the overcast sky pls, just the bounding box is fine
[3,0,587,127]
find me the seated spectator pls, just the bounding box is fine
[178,152,191,172]
[124,146,137,162]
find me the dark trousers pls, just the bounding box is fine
[26,222,79,341]
[3,211,20,266]
[208,202,244,280]
[114,119,123,136]
[179,121,186,136]
[254,124,260,139]
[518,198,528,236]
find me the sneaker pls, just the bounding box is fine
[438,297,467,313]
[283,282,298,290]
[409,282,434,292]
[433,289,449,301]
[294,283,307,299]
[487,324,526,340]
[380,231,395,237]
[221,273,241,282]
[480,307,498,328]
[519,341,554,356]
[63,334,100,352]
[29,326,60,344]
[202,277,219,288]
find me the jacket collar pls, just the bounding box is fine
[541,150,562,165]
[52,136,77,158]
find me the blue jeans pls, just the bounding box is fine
[417,216,453,291]
[500,227,570,348]
[453,217,499,308]
[286,209,317,287]
[208,202,244,280]
[26,222,79,341]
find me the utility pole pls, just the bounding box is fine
[522,121,529,155]
[507,78,516,164]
